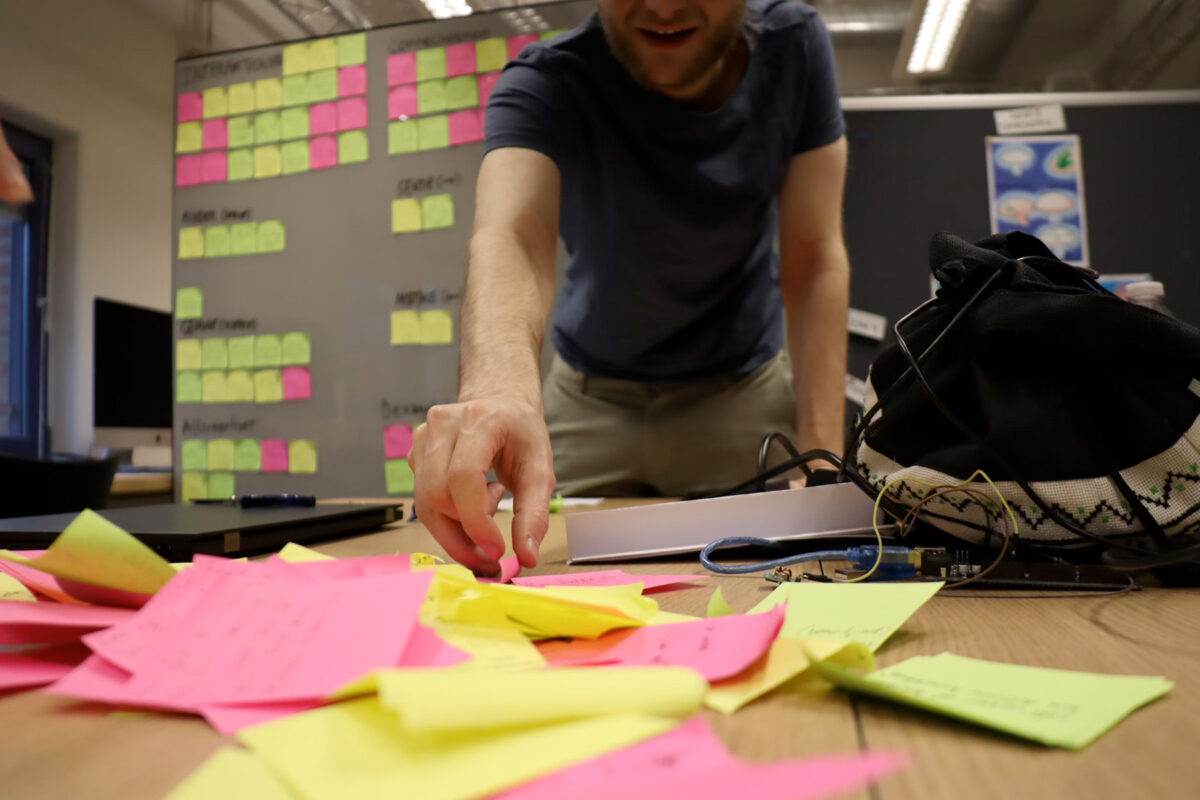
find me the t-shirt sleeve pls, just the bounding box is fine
[483,58,576,168]
[792,14,845,154]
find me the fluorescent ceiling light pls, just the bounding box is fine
[906,0,971,74]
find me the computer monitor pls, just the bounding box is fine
[93,297,172,450]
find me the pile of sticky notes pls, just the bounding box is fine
[390,193,455,233]
[175,332,312,405]
[181,439,318,501]
[176,32,369,187]
[389,308,453,346]
[178,220,287,259]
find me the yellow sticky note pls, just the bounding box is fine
[277,542,333,562]
[226,370,254,402]
[282,42,310,75]
[176,122,203,153]
[207,439,235,472]
[750,580,944,652]
[280,332,311,365]
[204,225,231,258]
[201,338,229,369]
[390,310,420,345]
[428,621,545,673]
[0,571,36,602]
[165,747,293,800]
[176,339,203,372]
[201,370,228,403]
[202,87,228,119]
[227,82,256,115]
[238,698,676,800]
[442,579,657,639]
[178,227,205,260]
[255,78,283,110]
[181,471,208,503]
[176,288,203,320]
[288,440,318,474]
[705,636,873,714]
[257,221,286,253]
[475,38,507,72]
[707,586,735,617]
[254,369,283,403]
[254,145,282,178]
[254,334,282,367]
[391,198,421,233]
[372,667,704,734]
[256,111,282,142]
[0,509,176,595]
[419,309,453,345]
[420,193,454,230]
[810,651,1174,750]
[308,38,338,71]
[177,372,202,403]
[227,336,256,369]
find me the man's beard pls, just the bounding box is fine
[599,5,746,98]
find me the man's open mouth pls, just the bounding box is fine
[637,26,699,47]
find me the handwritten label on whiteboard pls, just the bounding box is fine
[845,374,866,407]
[848,308,887,341]
[993,104,1067,135]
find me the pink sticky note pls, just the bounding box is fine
[199,699,324,736]
[176,155,203,187]
[387,52,417,86]
[508,33,539,60]
[0,560,149,608]
[201,151,227,183]
[48,653,201,713]
[382,424,414,459]
[337,97,368,131]
[202,118,228,149]
[511,570,704,592]
[0,600,135,646]
[398,623,470,668]
[267,555,412,583]
[477,556,522,584]
[538,606,785,682]
[338,64,368,97]
[445,42,477,77]
[447,109,484,146]
[309,102,338,135]
[478,72,502,108]
[282,366,312,401]
[388,85,418,119]
[178,92,203,123]
[261,439,290,472]
[0,643,91,692]
[310,135,338,169]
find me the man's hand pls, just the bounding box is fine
[411,396,556,574]
[0,124,33,204]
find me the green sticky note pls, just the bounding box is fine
[176,371,202,403]
[234,439,262,472]
[176,288,203,320]
[283,42,311,76]
[226,369,255,402]
[706,586,735,618]
[228,82,256,115]
[202,87,228,119]
[338,130,368,164]
[254,112,281,144]
[309,39,338,71]
[416,47,447,81]
[228,336,256,369]
[750,581,944,653]
[176,122,203,153]
[208,472,236,501]
[201,338,229,370]
[176,339,203,371]
[307,68,338,103]
[181,472,208,503]
[201,370,228,403]
[255,78,283,110]
[254,146,282,179]
[417,80,446,115]
[254,334,282,367]
[231,222,258,256]
[337,33,367,66]
[282,74,308,108]
[228,149,254,182]
[388,120,418,155]
[810,652,1174,750]
[385,459,415,494]
[204,225,231,258]
[288,440,318,474]
[179,227,205,259]
[257,220,287,253]
[254,369,284,403]
[475,38,507,72]
[281,106,309,140]
[391,198,421,233]
[417,115,449,150]
[207,439,235,472]
[445,76,478,110]
[390,310,420,345]
[281,332,312,366]
[181,439,207,472]
[228,115,255,148]
[420,194,454,230]
[419,310,453,345]
[540,29,567,41]
[282,140,310,175]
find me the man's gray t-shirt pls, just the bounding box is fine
[483,0,844,381]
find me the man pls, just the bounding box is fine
[411,0,850,574]
[0,124,33,203]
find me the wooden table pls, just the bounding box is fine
[108,472,173,508]
[1,503,1198,798]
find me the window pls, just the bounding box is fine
[0,122,51,457]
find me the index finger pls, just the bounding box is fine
[445,432,507,560]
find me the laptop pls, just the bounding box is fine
[0,502,404,561]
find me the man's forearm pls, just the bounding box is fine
[782,241,850,459]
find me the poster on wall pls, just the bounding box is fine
[985,134,1089,265]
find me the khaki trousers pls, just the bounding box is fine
[543,351,798,497]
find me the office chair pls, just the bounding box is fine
[0,453,119,519]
